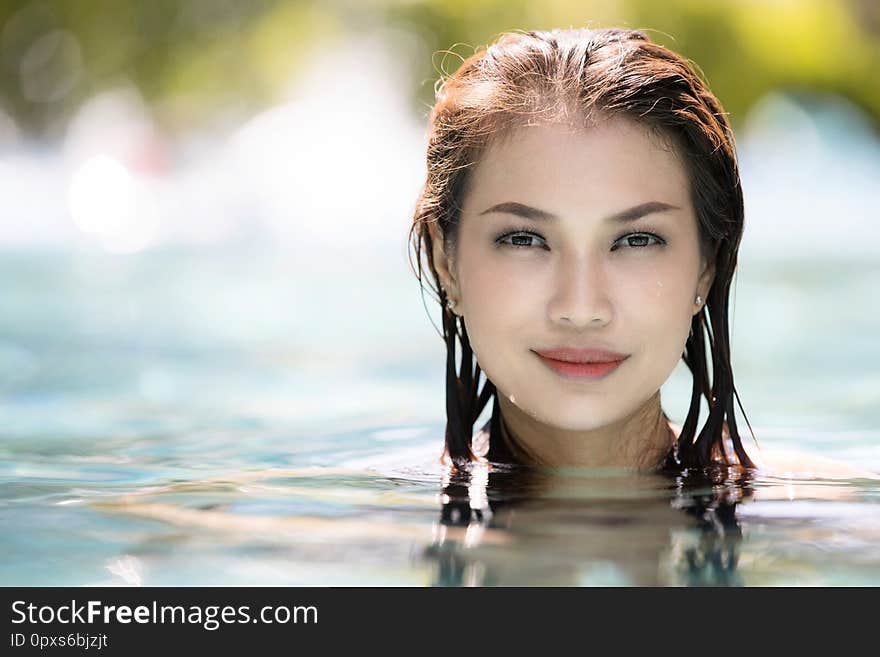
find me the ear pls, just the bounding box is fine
[694,256,715,315]
[429,222,460,302]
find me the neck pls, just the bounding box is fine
[495,391,675,471]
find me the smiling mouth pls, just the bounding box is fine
[534,352,628,380]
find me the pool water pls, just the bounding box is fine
[2,419,879,586]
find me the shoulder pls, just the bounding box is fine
[472,424,490,458]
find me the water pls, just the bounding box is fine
[2,419,878,586]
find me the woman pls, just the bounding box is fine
[409,27,873,478]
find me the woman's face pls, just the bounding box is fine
[432,118,714,432]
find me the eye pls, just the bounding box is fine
[495,230,549,250]
[611,232,666,251]
[495,229,666,251]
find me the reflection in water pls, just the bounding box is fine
[14,443,874,586]
[426,463,753,587]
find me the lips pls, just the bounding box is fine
[533,347,629,380]
[533,347,629,363]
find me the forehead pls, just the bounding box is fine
[463,118,691,213]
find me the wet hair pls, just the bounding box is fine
[408,27,756,471]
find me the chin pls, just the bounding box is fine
[564,412,627,432]
[524,401,624,432]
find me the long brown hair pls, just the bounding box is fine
[408,27,755,471]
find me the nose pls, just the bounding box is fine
[547,252,613,328]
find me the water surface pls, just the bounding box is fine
[2,421,878,586]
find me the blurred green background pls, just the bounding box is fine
[2,0,879,139]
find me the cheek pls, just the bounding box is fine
[456,251,540,373]
[459,248,543,320]
[614,258,696,350]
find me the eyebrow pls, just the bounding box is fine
[478,200,681,223]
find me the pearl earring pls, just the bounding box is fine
[447,298,458,314]
[695,295,703,306]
